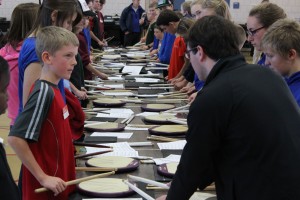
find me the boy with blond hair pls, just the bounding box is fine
[261,18,300,106]
[8,26,79,199]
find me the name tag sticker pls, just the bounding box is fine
[63,105,69,120]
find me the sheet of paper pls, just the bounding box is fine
[102,109,134,114]
[122,65,143,75]
[135,78,161,83]
[96,113,132,119]
[91,132,133,139]
[103,84,124,89]
[101,91,134,96]
[107,75,124,81]
[157,140,187,150]
[85,142,139,157]
[153,154,181,165]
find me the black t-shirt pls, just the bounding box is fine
[0,142,21,200]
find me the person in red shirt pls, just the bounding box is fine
[8,26,79,200]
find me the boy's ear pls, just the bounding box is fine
[41,51,52,65]
[51,10,58,25]
[288,49,297,60]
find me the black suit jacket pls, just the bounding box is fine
[167,54,300,200]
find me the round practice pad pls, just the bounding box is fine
[84,122,125,132]
[143,114,177,124]
[157,162,178,178]
[93,99,126,107]
[78,178,136,198]
[86,156,139,173]
[141,104,175,112]
[148,125,188,136]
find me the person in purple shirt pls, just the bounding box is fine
[261,18,300,107]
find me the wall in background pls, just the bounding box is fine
[0,0,299,24]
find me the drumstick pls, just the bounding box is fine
[166,110,189,114]
[35,171,115,193]
[162,104,190,113]
[123,180,155,200]
[149,83,173,87]
[146,184,216,191]
[128,175,169,189]
[74,149,113,159]
[147,136,179,142]
[125,115,135,125]
[126,124,156,128]
[75,167,117,172]
[73,142,112,149]
[167,118,187,125]
[158,91,182,95]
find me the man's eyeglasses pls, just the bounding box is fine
[246,26,265,36]
[185,47,198,59]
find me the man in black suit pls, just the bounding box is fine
[156,16,300,200]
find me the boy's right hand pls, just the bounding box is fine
[40,175,67,196]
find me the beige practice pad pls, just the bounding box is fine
[86,156,139,173]
[141,104,175,112]
[189,192,217,200]
[157,162,178,178]
[84,122,125,132]
[78,178,136,197]
[93,98,126,107]
[148,125,188,136]
[144,113,177,124]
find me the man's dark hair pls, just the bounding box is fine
[188,15,240,61]
[156,10,180,26]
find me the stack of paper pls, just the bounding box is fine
[96,109,134,119]
[85,142,139,157]
[122,65,143,75]
[157,140,187,150]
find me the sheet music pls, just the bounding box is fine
[157,140,187,150]
[103,84,124,89]
[153,154,181,165]
[96,113,132,119]
[122,65,143,75]
[107,76,124,80]
[85,142,139,157]
[91,132,133,139]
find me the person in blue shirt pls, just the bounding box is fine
[156,0,179,64]
[261,18,300,107]
[246,2,286,66]
[120,0,145,46]
[18,0,80,114]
